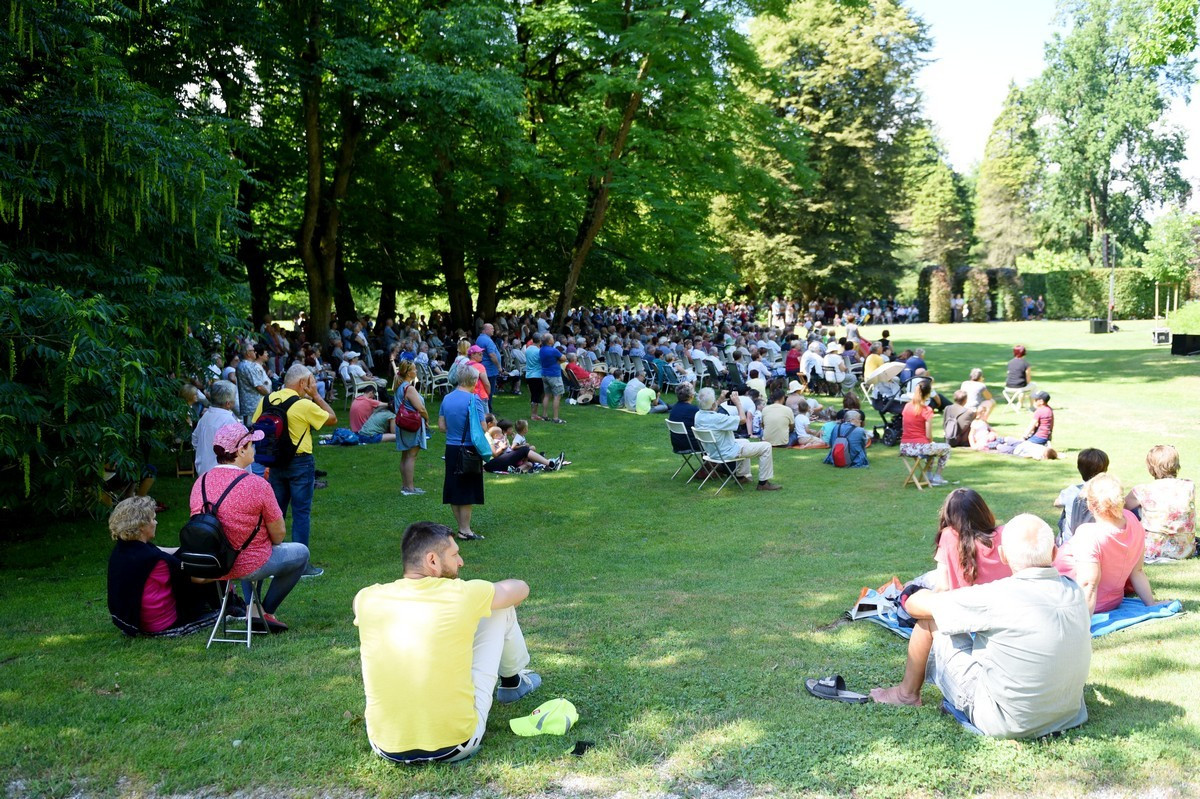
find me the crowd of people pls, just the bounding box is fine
[102,301,1195,764]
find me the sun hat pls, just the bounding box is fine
[591,364,608,374]
[212,422,264,454]
[509,698,579,737]
[787,380,804,395]
[468,345,484,355]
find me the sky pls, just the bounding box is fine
[909,0,1200,207]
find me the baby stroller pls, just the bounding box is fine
[864,362,905,446]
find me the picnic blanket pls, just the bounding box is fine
[856,597,1184,640]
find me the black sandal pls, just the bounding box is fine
[456,532,485,541]
[804,675,868,704]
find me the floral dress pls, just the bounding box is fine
[1132,478,1196,560]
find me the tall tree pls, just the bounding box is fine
[974,83,1039,269]
[1034,0,1193,259]
[898,125,972,270]
[748,0,930,298]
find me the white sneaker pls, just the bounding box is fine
[929,475,948,486]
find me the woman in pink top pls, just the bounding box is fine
[933,488,1011,591]
[1054,473,1157,614]
[188,423,308,632]
[898,379,950,485]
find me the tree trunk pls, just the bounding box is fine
[553,56,651,329]
[297,4,333,343]
[378,280,397,325]
[333,243,356,322]
[433,151,473,329]
[475,186,511,322]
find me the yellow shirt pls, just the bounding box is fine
[864,353,886,378]
[251,388,329,456]
[353,577,494,753]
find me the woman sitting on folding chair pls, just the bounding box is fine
[900,379,950,486]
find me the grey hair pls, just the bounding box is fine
[696,387,717,410]
[915,348,925,357]
[999,514,1055,570]
[845,409,862,424]
[284,363,311,387]
[208,380,237,408]
[969,367,983,381]
[676,382,695,402]
[456,365,479,388]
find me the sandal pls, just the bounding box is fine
[456,532,485,541]
[550,418,566,425]
[804,675,868,704]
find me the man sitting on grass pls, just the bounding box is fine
[354,521,542,764]
[871,514,1091,739]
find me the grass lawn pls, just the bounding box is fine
[2,319,1199,798]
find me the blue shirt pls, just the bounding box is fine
[525,345,542,378]
[476,333,500,377]
[439,390,480,446]
[821,421,869,468]
[539,346,562,377]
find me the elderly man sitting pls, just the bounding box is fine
[693,387,781,492]
[871,514,1091,739]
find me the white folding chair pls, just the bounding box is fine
[666,420,704,482]
[692,428,749,495]
[1002,384,1036,412]
[207,580,270,649]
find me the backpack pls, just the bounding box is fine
[330,427,361,446]
[828,423,852,467]
[176,473,261,578]
[252,393,305,467]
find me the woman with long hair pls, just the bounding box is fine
[933,488,1011,591]
[899,379,951,485]
[393,360,429,496]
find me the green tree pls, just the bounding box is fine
[748,0,930,298]
[1134,0,1200,65]
[898,125,972,269]
[1034,0,1193,259]
[975,83,1039,269]
[0,0,245,514]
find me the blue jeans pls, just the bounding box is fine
[1028,435,1049,445]
[240,542,310,614]
[269,453,315,549]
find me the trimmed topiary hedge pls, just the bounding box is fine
[992,268,1022,321]
[965,268,990,322]
[927,266,951,324]
[1039,269,1154,320]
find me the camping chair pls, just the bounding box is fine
[207,580,270,649]
[562,368,582,401]
[1002,384,1036,412]
[666,419,704,482]
[901,453,932,490]
[691,427,748,495]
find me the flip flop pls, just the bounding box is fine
[456,532,485,541]
[805,675,868,704]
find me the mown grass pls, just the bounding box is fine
[2,319,1198,798]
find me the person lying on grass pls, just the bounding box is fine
[871,514,1091,740]
[354,521,542,764]
[1054,474,1158,614]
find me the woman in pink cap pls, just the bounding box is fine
[467,345,491,403]
[187,423,309,632]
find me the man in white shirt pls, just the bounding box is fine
[799,342,824,385]
[823,349,855,391]
[192,380,241,475]
[693,388,780,491]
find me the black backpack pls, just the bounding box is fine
[176,472,262,578]
[252,394,305,467]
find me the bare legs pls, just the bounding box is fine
[869,617,937,706]
[400,448,418,491]
[451,503,474,537]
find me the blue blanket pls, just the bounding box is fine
[860,598,1183,640]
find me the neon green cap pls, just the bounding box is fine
[509,698,579,737]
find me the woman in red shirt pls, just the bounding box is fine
[932,488,1010,591]
[899,379,950,485]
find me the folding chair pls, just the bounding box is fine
[1002,384,1035,412]
[692,428,749,495]
[630,355,646,378]
[605,351,624,379]
[666,420,704,482]
[901,454,931,491]
[693,359,709,388]
[822,365,846,397]
[207,579,270,649]
[657,361,682,396]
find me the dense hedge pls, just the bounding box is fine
[927,266,951,324]
[993,268,1023,321]
[965,268,990,322]
[1040,269,1155,320]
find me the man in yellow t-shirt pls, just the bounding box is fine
[252,364,335,577]
[353,522,540,763]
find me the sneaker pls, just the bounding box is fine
[496,670,542,703]
[400,487,420,496]
[314,469,328,478]
[313,480,329,490]
[301,565,324,578]
[929,475,949,486]
[756,481,783,491]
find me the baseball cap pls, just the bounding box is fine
[212,422,264,454]
[509,698,578,737]
[342,351,360,360]
[468,345,484,354]
[1032,390,1050,402]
